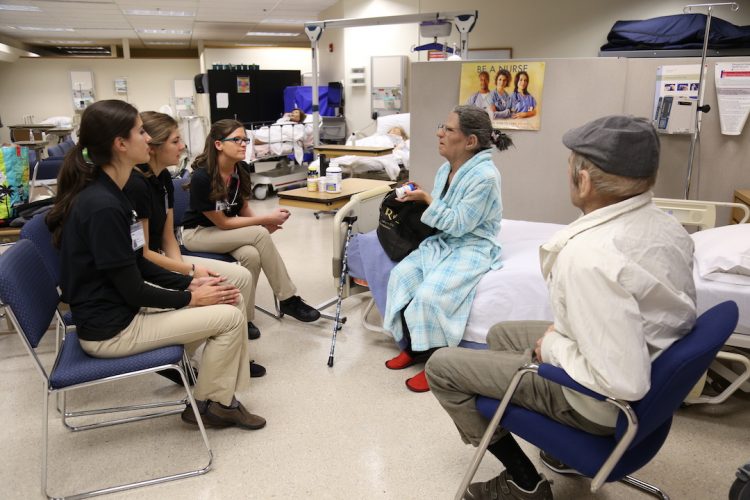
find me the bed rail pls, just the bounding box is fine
[654,197,749,229]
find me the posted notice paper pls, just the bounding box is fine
[715,63,750,135]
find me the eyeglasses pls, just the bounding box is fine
[437,123,458,134]
[220,137,251,145]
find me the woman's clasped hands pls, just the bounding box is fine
[188,276,241,307]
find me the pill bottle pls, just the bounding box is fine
[326,165,343,193]
[395,182,416,199]
[307,163,319,192]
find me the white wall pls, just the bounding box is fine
[0,57,199,143]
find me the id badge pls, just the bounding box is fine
[130,221,145,251]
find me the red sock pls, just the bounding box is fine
[385,351,414,370]
[405,370,430,392]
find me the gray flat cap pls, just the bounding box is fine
[562,115,659,178]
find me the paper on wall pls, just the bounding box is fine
[715,63,750,136]
[216,92,229,109]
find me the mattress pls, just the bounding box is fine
[694,269,750,347]
[463,219,562,344]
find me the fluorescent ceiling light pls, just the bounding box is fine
[38,40,94,44]
[245,31,299,37]
[144,41,188,45]
[136,28,191,35]
[124,9,194,17]
[259,19,313,24]
[9,26,75,32]
[235,43,275,47]
[0,4,41,11]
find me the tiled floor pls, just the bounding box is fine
[1,196,749,499]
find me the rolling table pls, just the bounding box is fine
[313,144,393,158]
[278,178,394,213]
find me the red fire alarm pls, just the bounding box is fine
[328,43,334,53]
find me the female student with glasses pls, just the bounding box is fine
[181,119,321,331]
[122,111,265,377]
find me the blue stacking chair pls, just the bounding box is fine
[456,301,739,500]
[171,176,282,319]
[0,240,212,498]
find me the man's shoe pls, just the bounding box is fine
[279,295,321,322]
[247,321,261,340]
[250,360,266,378]
[204,399,266,430]
[464,471,553,500]
[181,399,218,427]
[539,451,579,476]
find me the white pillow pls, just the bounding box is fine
[692,224,750,284]
[376,113,410,136]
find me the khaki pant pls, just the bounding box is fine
[182,254,254,320]
[182,225,296,320]
[80,299,251,407]
[426,321,613,447]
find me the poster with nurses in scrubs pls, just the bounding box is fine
[459,61,545,131]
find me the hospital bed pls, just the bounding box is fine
[245,115,318,200]
[333,189,750,404]
[315,113,410,182]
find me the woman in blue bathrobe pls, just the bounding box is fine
[384,105,512,392]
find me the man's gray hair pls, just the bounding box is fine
[570,152,656,199]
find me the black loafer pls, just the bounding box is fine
[279,295,321,322]
[247,321,261,340]
[250,360,266,378]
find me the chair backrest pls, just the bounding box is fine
[617,301,739,444]
[0,240,60,348]
[47,143,66,158]
[20,212,61,284]
[171,177,190,228]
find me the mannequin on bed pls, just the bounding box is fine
[383,105,513,393]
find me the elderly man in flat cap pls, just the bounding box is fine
[426,115,697,500]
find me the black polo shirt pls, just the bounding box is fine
[123,165,174,251]
[182,166,243,229]
[60,172,191,341]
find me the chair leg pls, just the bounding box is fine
[255,295,282,319]
[685,351,750,405]
[454,367,537,500]
[620,475,670,500]
[540,457,670,500]
[61,365,189,432]
[44,366,213,499]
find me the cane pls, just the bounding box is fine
[327,215,358,367]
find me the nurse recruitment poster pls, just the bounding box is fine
[459,61,545,131]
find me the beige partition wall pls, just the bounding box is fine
[410,57,750,225]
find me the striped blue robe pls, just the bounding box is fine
[383,149,503,351]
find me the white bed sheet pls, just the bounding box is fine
[695,268,750,339]
[463,219,562,344]
[462,219,750,345]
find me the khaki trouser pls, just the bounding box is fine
[80,299,250,407]
[182,254,254,320]
[426,321,614,447]
[182,225,296,320]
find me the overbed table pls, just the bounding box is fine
[313,144,393,158]
[278,178,394,212]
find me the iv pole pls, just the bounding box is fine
[682,2,740,199]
